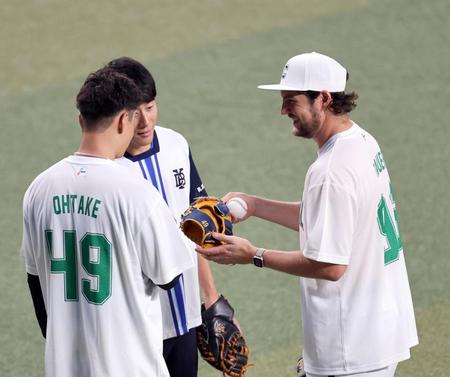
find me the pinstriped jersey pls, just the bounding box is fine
[118,126,206,339]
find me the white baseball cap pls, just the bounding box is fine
[258,52,347,92]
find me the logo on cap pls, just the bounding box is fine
[281,64,289,79]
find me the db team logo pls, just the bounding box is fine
[173,168,186,189]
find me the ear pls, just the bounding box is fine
[78,114,84,129]
[320,91,332,109]
[117,111,128,134]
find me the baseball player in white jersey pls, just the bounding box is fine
[197,52,418,377]
[106,57,228,377]
[21,68,194,377]
[119,126,203,340]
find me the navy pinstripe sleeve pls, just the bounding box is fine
[189,149,207,202]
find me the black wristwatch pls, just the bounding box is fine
[253,248,266,268]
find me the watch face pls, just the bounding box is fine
[253,256,263,268]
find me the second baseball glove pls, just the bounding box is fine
[197,295,251,377]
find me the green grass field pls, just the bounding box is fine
[1,0,449,376]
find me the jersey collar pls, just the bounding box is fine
[318,122,358,155]
[124,130,160,161]
[66,155,118,165]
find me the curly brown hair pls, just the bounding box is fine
[329,91,358,114]
[301,90,358,114]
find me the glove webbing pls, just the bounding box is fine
[220,332,253,377]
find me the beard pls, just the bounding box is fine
[291,110,321,139]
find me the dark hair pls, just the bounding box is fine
[300,90,358,115]
[105,57,157,103]
[329,91,358,114]
[76,68,142,129]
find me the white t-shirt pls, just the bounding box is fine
[21,155,194,377]
[117,126,202,339]
[299,124,418,375]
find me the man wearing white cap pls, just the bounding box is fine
[197,52,418,377]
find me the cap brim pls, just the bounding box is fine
[257,84,306,91]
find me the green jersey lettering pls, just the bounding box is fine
[84,197,94,216]
[69,194,77,213]
[92,199,102,219]
[81,233,112,304]
[46,230,78,301]
[77,195,85,215]
[44,229,112,304]
[53,196,61,214]
[52,194,102,219]
[61,194,71,214]
[377,182,403,265]
[373,151,386,176]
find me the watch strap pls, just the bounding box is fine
[253,248,266,268]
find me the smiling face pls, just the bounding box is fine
[280,91,324,139]
[126,100,158,155]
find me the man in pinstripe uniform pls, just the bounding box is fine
[109,57,223,377]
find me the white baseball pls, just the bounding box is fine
[226,197,248,220]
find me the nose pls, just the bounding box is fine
[281,101,289,115]
[138,108,149,127]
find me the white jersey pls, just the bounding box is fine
[21,155,194,377]
[299,123,418,375]
[118,126,203,339]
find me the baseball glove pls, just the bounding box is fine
[296,356,306,377]
[197,295,251,377]
[180,196,233,248]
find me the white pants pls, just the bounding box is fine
[306,363,398,377]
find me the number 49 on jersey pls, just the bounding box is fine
[377,183,403,265]
[45,230,112,305]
